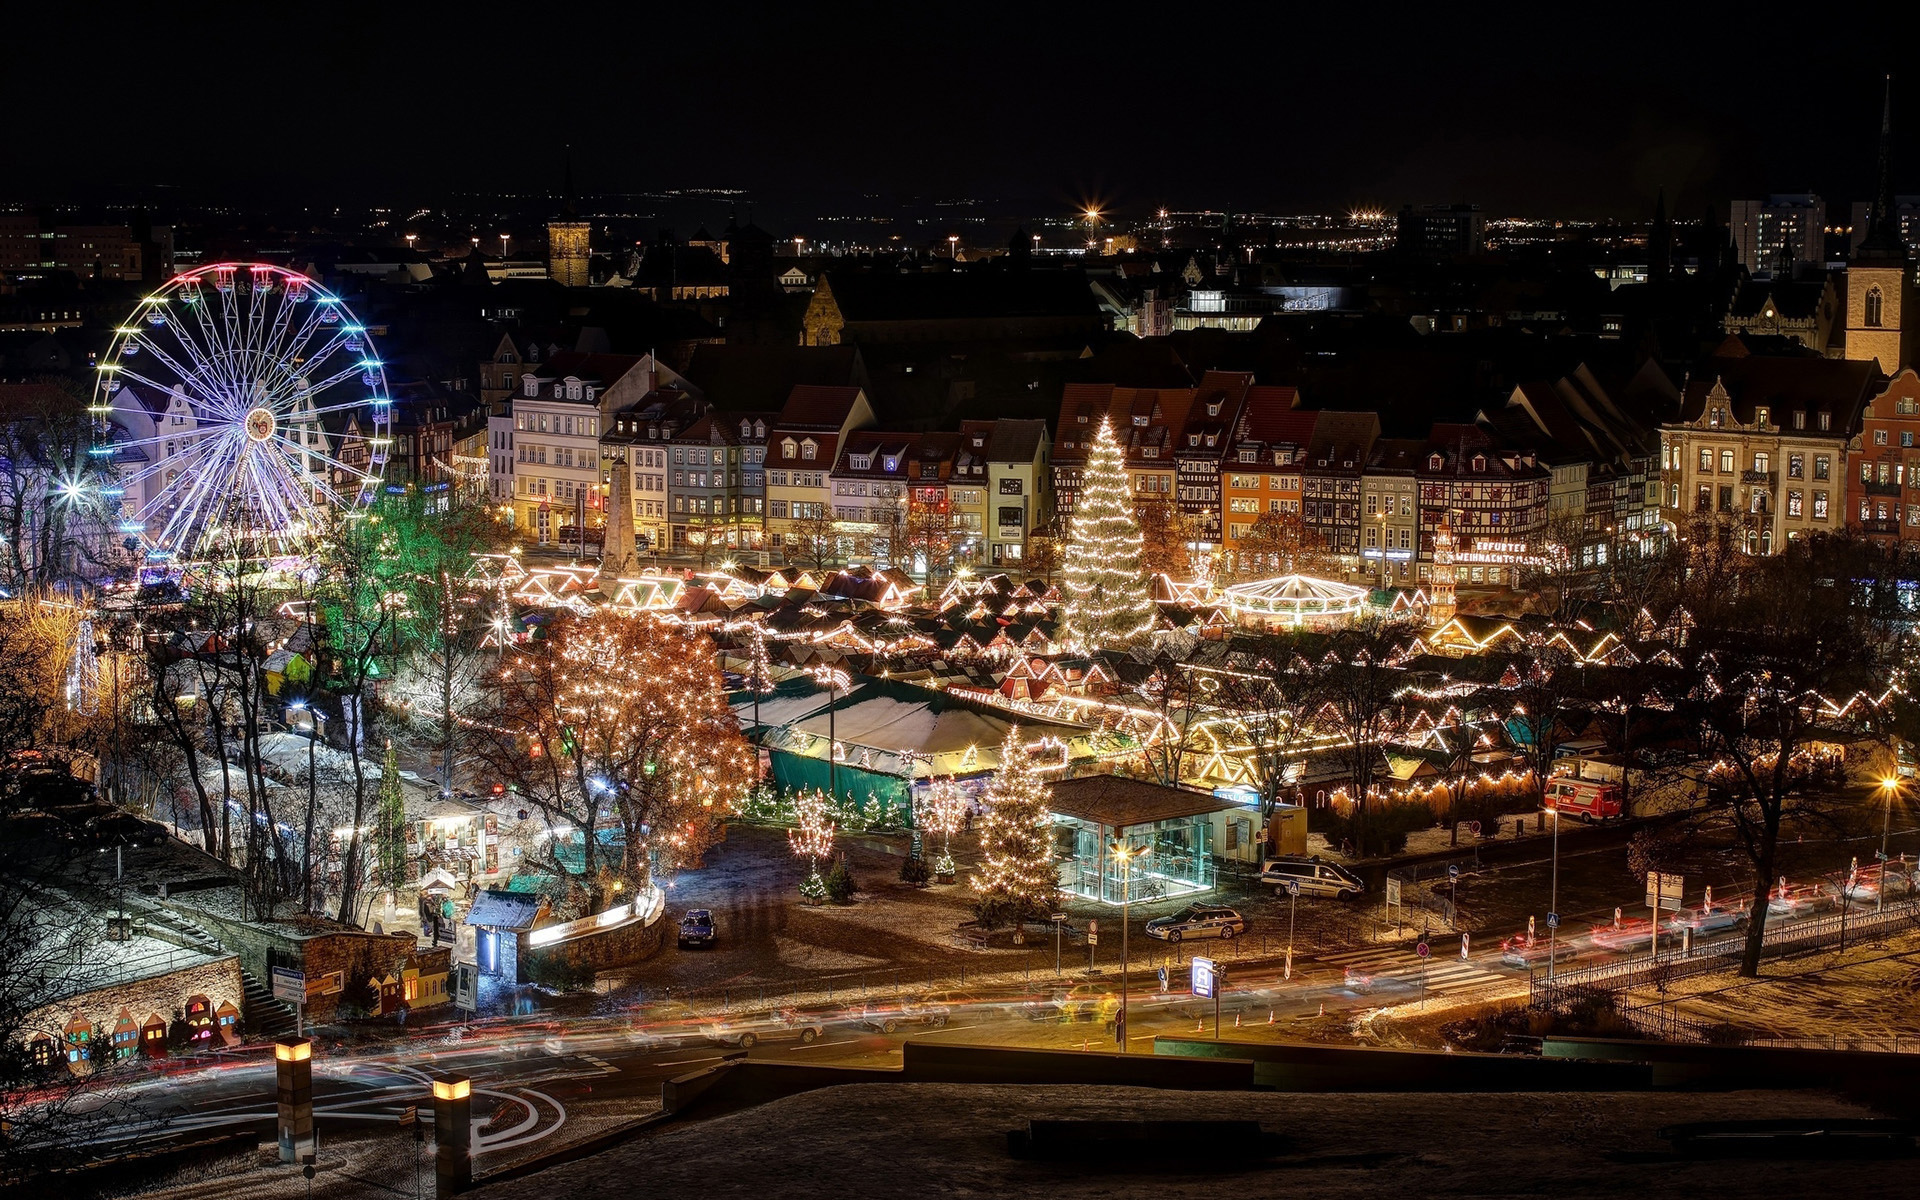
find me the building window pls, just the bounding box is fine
[1719,450,1734,473]
[1814,455,1830,481]
[1819,411,1831,431]
[1877,429,1890,446]
[1866,287,1884,327]
[1788,453,1804,479]
[1813,491,1829,519]
[1697,448,1712,472]
[1794,410,1807,430]
[1753,452,1769,474]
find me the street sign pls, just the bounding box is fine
[1385,877,1401,907]
[1646,872,1684,911]
[1416,941,1430,958]
[1285,880,1300,897]
[270,967,306,1006]
[1051,913,1068,923]
[1191,956,1219,999]
[1546,912,1560,930]
[1448,864,1460,881]
[1087,919,1098,946]
[1157,966,1169,993]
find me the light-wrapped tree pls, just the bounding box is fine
[970,727,1057,928]
[1060,417,1157,652]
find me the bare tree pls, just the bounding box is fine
[1312,613,1415,856]
[1232,510,1339,580]
[784,507,839,575]
[0,379,122,592]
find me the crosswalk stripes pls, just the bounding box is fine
[1311,945,1513,996]
[576,1053,619,1073]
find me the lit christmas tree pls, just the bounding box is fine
[970,727,1057,926]
[1060,416,1157,652]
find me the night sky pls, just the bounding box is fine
[4,3,1905,222]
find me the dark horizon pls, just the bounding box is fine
[1,5,1909,226]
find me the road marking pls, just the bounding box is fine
[576,1053,618,1073]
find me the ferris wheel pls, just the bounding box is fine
[88,263,391,565]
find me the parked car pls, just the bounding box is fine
[677,909,716,949]
[1258,856,1364,899]
[1144,904,1247,942]
[700,1009,826,1049]
[2,810,75,850]
[85,812,168,847]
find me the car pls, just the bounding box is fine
[84,812,168,847]
[1666,905,1745,934]
[1588,916,1657,952]
[677,909,716,949]
[1144,903,1247,942]
[1498,934,1578,969]
[1021,984,1115,1024]
[1,810,75,849]
[700,1009,827,1049]
[1768,883,1823,919]
[1258,856,1364,899]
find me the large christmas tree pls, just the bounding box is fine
[1061,416,1157,652]
[970,726,1058,927]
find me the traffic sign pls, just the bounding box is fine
[1051,912,1068,923]
[1646,872,1684,911]
[1546,912,1560,929]
[1191,956,1220,999]
[1157,966,1169,993]
[1448,864,1460,881]
[1284,880,1300,897]
[270,967,306,1006]
[1416,941,1430,958]
[1087,919,1098,946]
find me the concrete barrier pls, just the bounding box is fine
[901,1041,1254,1089]
[1153,1038,1651,1091]
[1542,1036,1920,1092]
[660,1059,896,1120]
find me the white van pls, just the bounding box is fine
[1259,855,1364,899]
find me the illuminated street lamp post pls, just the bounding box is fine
[1879,776,1900,913]
[811,665,852,803]
[1547,799,1561,981]
[1109,839,1137,1052]
[948,235,958,259]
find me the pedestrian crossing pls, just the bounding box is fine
[1312,945,1513,997]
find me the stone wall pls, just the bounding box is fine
[524,910,665,976]
[167,898,427,1023]
[20,956,243,1048]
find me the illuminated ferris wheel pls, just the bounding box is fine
[88,263,391,565]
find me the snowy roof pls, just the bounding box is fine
[466,889,546,930]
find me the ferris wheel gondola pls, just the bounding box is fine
[87,263,391,568]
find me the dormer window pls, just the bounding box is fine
[1755,407,1768,428]
[850,453,872,470]
[1429,454,1444,470]
[801,439,817,461]
[883,456,897,472]
[1818,411,1831,431]
[1142,446,1158,458]
[1239,448,1256,462]
[565,380,582,400]
[1207,402,1221,416]
[741,419,752,436]
[1793,410,1806,430]
[782,438,798,459]
[754,420,766,438]
[1471,455,1486,472]
[1205,433,1217,447]
[1188,434,1200,447]
[1133,415,1149,427]
[972,436,986,448]
[523,377,538,397]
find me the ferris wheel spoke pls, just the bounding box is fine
[258,303,336,399]
[258,442,347,518]
[120,330,218,405]
[267,431,373,486]
[180,296,240,397]
[151,447,240,553]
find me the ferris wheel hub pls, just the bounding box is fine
[244,406,277,443]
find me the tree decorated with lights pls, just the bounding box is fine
[920,776,970,880]
[787,787,835,901]
[470,609,756,912]
[1060,417,1157,652]
[970,727,1057,927]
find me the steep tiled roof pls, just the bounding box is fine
[777,385,866,430]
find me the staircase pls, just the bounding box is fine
[241,969,300,1037]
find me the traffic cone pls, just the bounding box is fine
[1196,1017,1204,1032]
[1268,1010,1275,1024]
[1318,1002,1324,1017]
[1235,1012,1242,1028]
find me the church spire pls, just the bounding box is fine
[1859,74,1907,261]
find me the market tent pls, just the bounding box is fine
[419,867,460,893]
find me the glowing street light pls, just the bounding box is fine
[1109,839,1137,1052]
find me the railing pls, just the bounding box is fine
[1865,479,1903,496]
[1861,518,1901,535]
[1741,470,1776,487]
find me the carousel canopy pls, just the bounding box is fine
[1222,574,1371,624]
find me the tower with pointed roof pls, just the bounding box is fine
[548,148,591,288]
[1846,76,1914,374]
[1428,516,1457,627]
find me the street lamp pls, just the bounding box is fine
[810,665,852,803]
[948,235,959,259]
[499,233,510,256]
[1546,796,1562,981]
[1879,776,1900,913]
[1108,838,1137,1052]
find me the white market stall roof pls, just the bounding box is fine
[776,683,1086,779]
[1222,573,1371,625]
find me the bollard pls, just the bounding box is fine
[1235,1012,1241,1028]
[1268,1009,1275,1024]
[431,1075,471,1199]
[275,1036,315,1165]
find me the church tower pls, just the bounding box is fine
[547,149,591,288]
[1846,76,1914,374]
[1428,516,1457,627]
